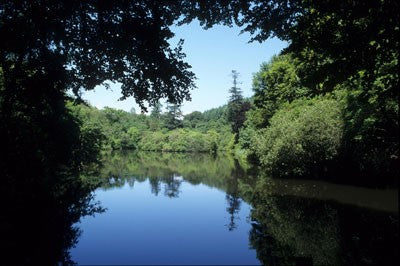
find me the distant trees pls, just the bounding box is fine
[228,70,243,103]
[183,111,203,129]
[67,101,235,153]
[137,129,226,153]
[226,70,250,142]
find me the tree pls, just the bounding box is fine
[149,101,163,130]
[255,97,344,178]
[250,54,311,128]
[0,1,197,217]
[164,103,183,130]
[150,102,163,119]
[226,70,250,142]
[228,70,243,103]
[0,1,196,110]
[183,111,203,128]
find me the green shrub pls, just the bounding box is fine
[255,97,344,178]
[138,131,166,151]
[137,129,232,153]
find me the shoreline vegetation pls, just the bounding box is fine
[68,52,398,187]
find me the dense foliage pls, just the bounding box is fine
[253,97,344,178]
[68,101,234,153]
[0,0,197,109]
[0,68,103,264]
[239,51,398,182]
[250,54,311,128]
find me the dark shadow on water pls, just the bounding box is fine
[1,174,103,265]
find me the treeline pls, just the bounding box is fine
[68,101,235,153]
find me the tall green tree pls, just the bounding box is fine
[183,111,203,129]
[150,102,163,119]
[164,103,183,130]
[228,70,243,103]
[249,54,311,128]
[227,70,250,142]
[149,101,163,130]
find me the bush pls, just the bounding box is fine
[255,97,344,178]
[138,131,166,151]
[137,129,233,153]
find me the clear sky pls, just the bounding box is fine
[81,21,287,114]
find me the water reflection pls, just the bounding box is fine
[163,175,182,198]
[96,151,252,192]
[225,165,243,231]
[92,151,253,232]
[226,193,242,231]
[75,151,398,265]
[149,176,162,196]
[72,151,259,265]
[249,175,399,265]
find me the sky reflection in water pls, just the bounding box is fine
[70,152,398,265]
[71,178,259,265]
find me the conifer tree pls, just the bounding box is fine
[227,71,250,142]
[149,102,163,130]
[228,70,244,103]
[165,103,183,130]
[150,102,163,120]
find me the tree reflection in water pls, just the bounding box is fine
[249,176,399,265]
[164,175,182,198]
[80,151,398,265]
[225,193,241,231]
[225,161,246,231]
[149,177,162,196]
[96,151,252,232]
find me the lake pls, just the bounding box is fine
[70,152,398,265]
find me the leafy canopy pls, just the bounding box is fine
[0,0,196,109]
[250,54,311,128]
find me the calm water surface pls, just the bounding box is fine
[70,152,398,265]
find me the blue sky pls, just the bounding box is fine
[81,21,287,114]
